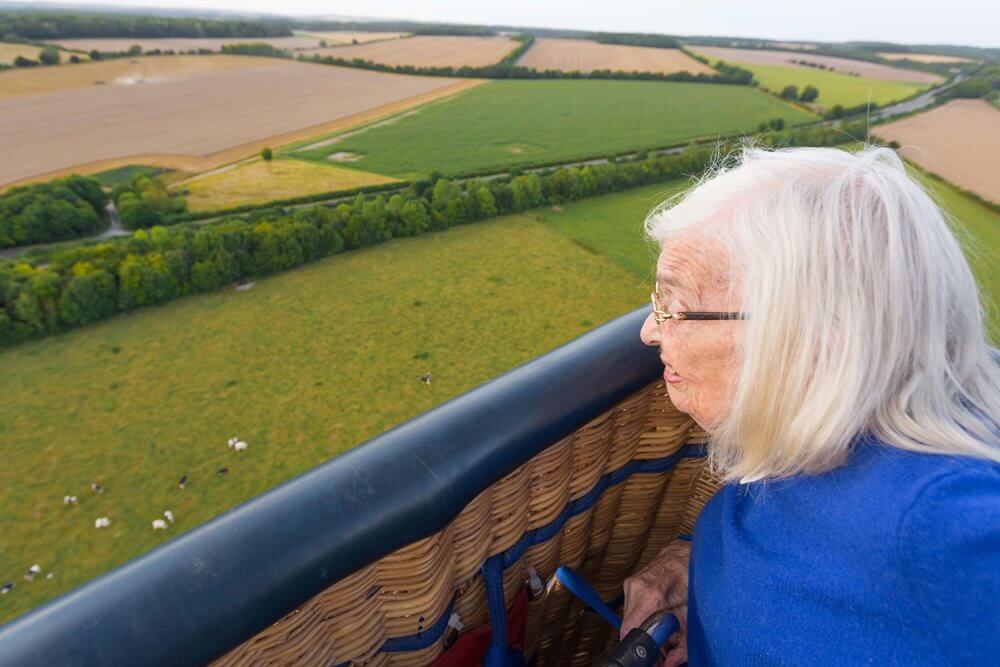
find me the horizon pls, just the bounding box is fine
[2,0,998,49]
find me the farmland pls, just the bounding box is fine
[877,52,976,64]
[291,79,815,177]
[0,206,648,623]
[297,31,407,45]
[0,56,476,186]
[175,157,399,212]
[0,42,42,64]
[53,36,323,53]
[873,99,1000,203]
[689,46,944,84]
[319,35,519,67]
[516,38,715,75]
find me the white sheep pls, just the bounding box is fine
[233,440,248,452]
[227,437,238,448]
[152,519,167,530]
[163,510,175,524]
[28,564,41,575]
[94,517,111,528]
[62,495,78,506]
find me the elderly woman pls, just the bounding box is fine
[624,144,1000,665]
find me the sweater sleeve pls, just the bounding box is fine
[896,466,1000,663]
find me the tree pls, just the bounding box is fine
[127,44,142,56]
[780,85,799,99]
[800,85,819,102]
[261,147,273,161]
[14,55,38,67]
[59,268,117,325]
[768,118,785,131]
[38,46,60,65]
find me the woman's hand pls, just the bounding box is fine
[621,539,691,667]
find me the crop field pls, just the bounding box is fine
[175,157,399,212]
[686,53,930,108]
[323,35,518,67]
[873,99,1000,203]
[0,208,647,623]
[291,79,815,177]
[0,55,476,187]
[877,52,976,64]
[516,38,715,75]
[0,42,42,64]
[689,46,944,84]
[53,36,323,53]
[297,31,408,45]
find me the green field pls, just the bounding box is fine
[290,79,816,178]
[529,174,1000,343]
[0,211,648,623]
[687,51,932,109]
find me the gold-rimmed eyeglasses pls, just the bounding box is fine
[650,283,750,323]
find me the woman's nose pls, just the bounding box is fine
[640,312,660,347]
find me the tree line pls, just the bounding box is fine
[0,121,868,347]
[0,176,106,248]
[0,10,293,40]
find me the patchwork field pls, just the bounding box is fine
[174,157,399,212]
[291,79,815,177]
[516,38,715,75]
[690,46,944,84]
[325,35,518,67]
[877,52,976,64]
[873,99,1000,203]
[53,36,323,53]
[0,55,477,186]
[687,50,932,108]
[0,207,648,623]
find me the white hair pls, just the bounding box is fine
[644,140,1000,481]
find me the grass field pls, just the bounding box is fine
[174,157,399,212]
[291,79,815,178]
[0,211,646,623]
[529,170,1000,343]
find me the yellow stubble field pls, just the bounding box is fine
[516,38,716,75]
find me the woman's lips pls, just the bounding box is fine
[664,368,683,384]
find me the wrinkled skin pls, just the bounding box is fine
[626,234,742,665]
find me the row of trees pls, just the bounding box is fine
[12,46,64,67]
[0,11,292,40]
[112,175,187,230]
[0,175,106,248]
[779,84,820,102]
[0,122,869,346]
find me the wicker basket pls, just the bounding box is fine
[214,379,720,666]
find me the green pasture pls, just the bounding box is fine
[0,212,647,623]
[687,54,932,109]
[530,173,1000,343]
[290,79,816,178]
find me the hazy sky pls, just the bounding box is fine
[13,0,1000,48]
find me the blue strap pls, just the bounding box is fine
[482,554,510,667]
[382,595,456,652]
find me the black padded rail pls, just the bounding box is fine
[0,306,662,667]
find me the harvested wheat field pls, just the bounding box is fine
[0,55,478,186]
[517,38,715,75]
[54,36,322,53]
[0,54,265,99]
[329,35,518,67]
[692,46,943,84]
[298,31,407,45]
[174,158,398,212]
[873,99,1000,203]
[0,42,43,64]
[876,52,976,64]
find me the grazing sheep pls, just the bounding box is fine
[63,495,78,506]
[28,565,41,575]
[227,437,238,449]
[420,372,432,386]
[217,467,229,476]
[1,582,13,594]
[178,474,187,489]
[164,510,174,524]
[46,573,53,580]
[152,519,167,530]
[233,441,248,452]
[91,482,103,494]
[94,517,111,528]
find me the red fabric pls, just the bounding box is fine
[432,588,529,667]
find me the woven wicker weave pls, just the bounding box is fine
[214,379,721,666]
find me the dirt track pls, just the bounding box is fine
[517,38,715,75]
[0,57,478,187]
[873,99,1000,204]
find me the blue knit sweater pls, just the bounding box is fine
[687,433,1000,665]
